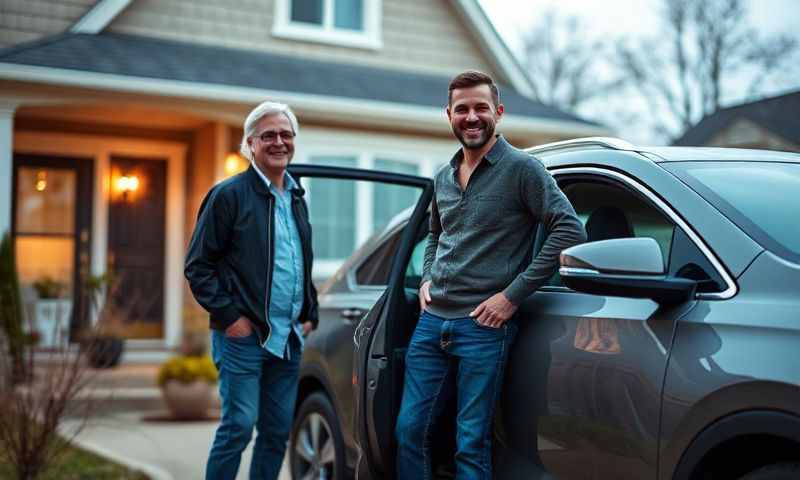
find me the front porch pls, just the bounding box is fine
[2,86,250,352]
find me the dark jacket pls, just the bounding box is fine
[184,165,319,341]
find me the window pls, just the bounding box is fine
[354,228,428,288]
[543,177,725,294]
[664,161,800,262]
[545,179,674,287]
[274,0,382,50]
[307,156,357,260]
[372,159,420,231]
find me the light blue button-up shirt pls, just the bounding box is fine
[251,163,305,359]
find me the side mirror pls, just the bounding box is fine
[559,238,696,304]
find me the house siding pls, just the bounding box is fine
[106,0,498,79]
[0,0,96,47]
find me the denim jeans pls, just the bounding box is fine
[206,330,301,480]
[396,310,517,480]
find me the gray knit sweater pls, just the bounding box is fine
[421,136,587,318]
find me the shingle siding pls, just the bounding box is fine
[0,0,96,47]
[106,0,497,79]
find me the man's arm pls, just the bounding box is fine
[472,159,586,327]
[184,187,242,331]
[503,159,587,305]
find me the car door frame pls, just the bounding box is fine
[288,163,434,478]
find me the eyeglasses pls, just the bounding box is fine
[254,130,296,143]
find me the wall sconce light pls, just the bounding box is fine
[35,171,47,192]
[224,153,247,177]
[116,175,140,193]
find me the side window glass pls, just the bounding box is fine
[668,228,726,293]
[546,179,675,287]
[404,235,429,289]
[355,230,401,287]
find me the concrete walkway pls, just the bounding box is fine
[63,411,291,480]
[59,363,292,480]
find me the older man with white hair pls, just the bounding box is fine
[185,101,318,479]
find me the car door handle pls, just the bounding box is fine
[341,308,365,322]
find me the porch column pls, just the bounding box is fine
[0,103,17,236]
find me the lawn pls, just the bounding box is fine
[0,442,149,480]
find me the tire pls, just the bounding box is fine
[740,462,800,480]
[290,392,348,480]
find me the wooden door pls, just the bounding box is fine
[107,156,166,339]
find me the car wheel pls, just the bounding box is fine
[290,392,347,480]
[740,462,800,480]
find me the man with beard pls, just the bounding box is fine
[185,101,318,480]
[395,71,586,479]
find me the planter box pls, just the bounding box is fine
[29,299,72,348]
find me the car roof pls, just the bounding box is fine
[525,137,800,163]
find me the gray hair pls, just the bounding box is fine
[239,101,300,161]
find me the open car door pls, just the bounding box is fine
[287,164,433,479]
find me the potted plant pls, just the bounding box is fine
[157,353,218,420]
[81,272,126,368]
[31,276,71,348]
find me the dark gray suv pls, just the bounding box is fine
[286,138,800,480]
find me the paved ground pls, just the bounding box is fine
[64,411,292,480]
[59,363,293,480]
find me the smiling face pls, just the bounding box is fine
[447,84,504,150]
[246,113,295,175]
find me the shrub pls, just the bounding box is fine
[157,355,218,387]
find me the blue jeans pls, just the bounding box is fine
[396,310,517,480]
[206,330,301,480]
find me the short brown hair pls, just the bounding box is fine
[448,70,500,106]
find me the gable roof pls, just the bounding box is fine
[0,32,599,130]
[66,0,535,98]
[674,90,800,146]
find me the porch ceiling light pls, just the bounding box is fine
[225,153,247,177]
[35,171,47,192]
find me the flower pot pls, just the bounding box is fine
[85,336,124,368]
[30,299,72,348]
[161,379,215,420]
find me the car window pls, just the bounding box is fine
[355,230,402,287]
[355,230,428,289]
[664,161,800,262]
[545,179,675,287]
[544,177,726,294]
[404,235,429,289]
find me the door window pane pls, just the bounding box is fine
[15,166,77,296]
[334,0,364,30]
[15,167,75,235]
[373,159,419,231]
[308,156,357,260]
[356,229,401,286]
[291,0,323,24]
[546,180,675,287]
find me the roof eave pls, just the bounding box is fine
[0,62,607,137]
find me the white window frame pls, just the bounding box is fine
[273,0,383,50]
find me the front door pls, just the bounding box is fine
[107,156,167,339]
[12,153,93,343]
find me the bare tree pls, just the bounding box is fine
[522,10,626,112]
[616,0,797,141]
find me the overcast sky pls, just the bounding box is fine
[478,0,800,144]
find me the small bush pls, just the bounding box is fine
[157,355,218,387]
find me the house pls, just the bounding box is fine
[674,90,800,152]
[0,0,608,357]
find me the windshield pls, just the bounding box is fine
[665,161,800,262]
